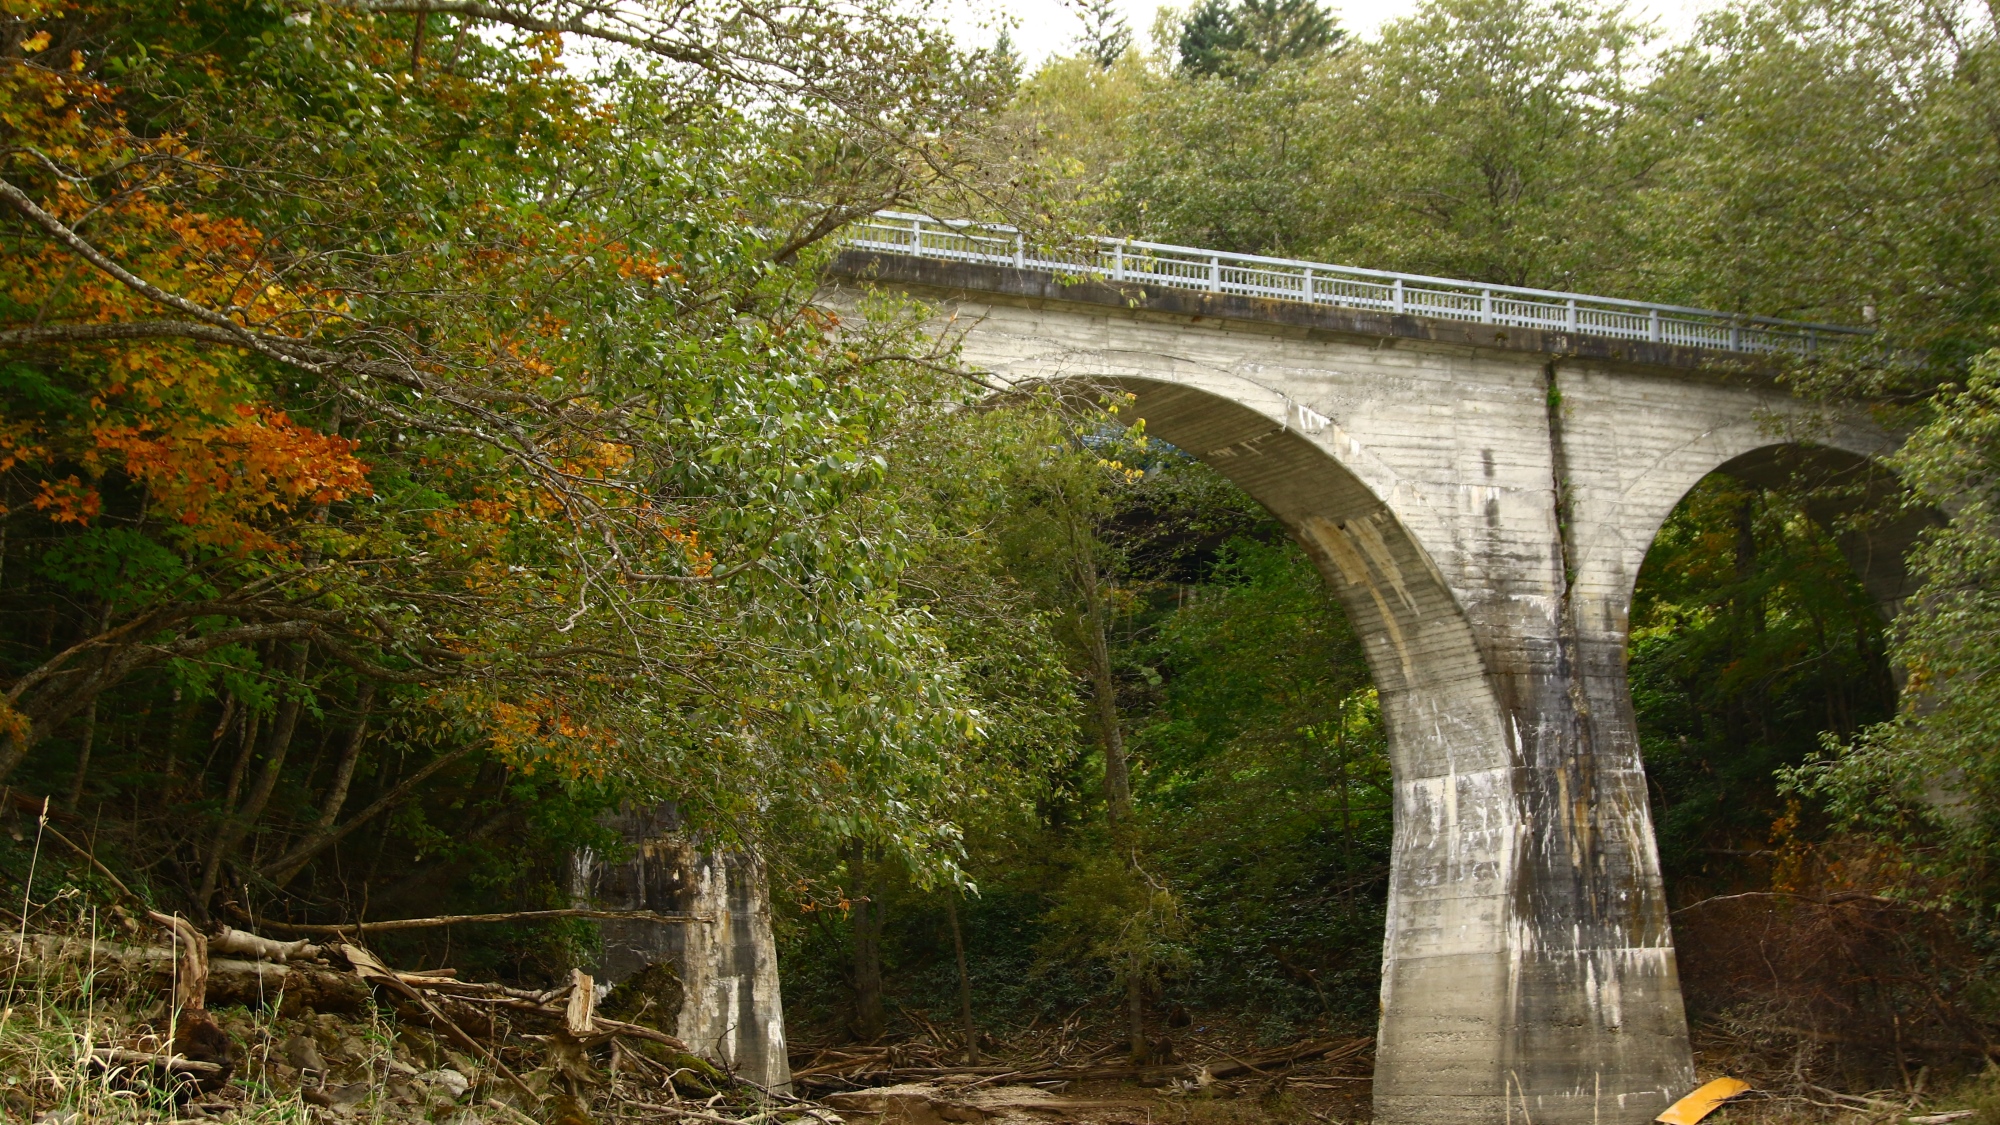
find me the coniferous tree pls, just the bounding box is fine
[1178,0,1341,78]
[1068,0,1134,68]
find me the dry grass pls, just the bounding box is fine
[0,906,461,1123]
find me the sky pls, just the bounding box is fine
[946,0,1729,69]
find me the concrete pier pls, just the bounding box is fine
[572,803,792,1092]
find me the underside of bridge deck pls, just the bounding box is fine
[821,253,1907,1125]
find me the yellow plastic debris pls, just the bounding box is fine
[1657,1078,1753,1125]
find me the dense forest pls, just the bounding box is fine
[2,0,2000,1121]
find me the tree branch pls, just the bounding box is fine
[337,0,725,69]
[0,320,251,348]
[258,741,480,886]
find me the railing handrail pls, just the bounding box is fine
[847,210,1871,353]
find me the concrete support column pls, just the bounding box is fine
[1312,516,1692,1125]
[1492,622,1693,1125]
[1094,373,1696,1125]
[572,804,793,1092]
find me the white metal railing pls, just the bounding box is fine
[842,211,1870,358]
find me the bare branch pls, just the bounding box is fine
[257,741,481,885]
[234,907,713,935]
[0,320,250,348]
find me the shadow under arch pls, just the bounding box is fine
[1063,375,1482,700]
[1710,444,1937,625]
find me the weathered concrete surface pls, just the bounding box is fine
[825,252,1910,1125]
[571,804,792,1092]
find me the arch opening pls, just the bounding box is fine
[1624,443,1937,1092]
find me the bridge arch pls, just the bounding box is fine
[1063,373,1483,697]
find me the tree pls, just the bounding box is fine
[1790,350,2000,926]
[1068,0,1134,69]
[1116,0,1650,282]
[0,0,1021,924]
[1178,0,1342,79]
[1629,0,2000,370]
[993,404,1167,1060]
[1631,475,1894,889]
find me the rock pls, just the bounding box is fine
[327,1080,373,1106]
[418,1069,472,1100]
[287,1034,328,1074]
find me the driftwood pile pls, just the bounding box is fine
[790,1035,1373,1096]
[1,916,793,1124]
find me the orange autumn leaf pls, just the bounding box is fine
[31,474,103,524]
[92,407,371,552]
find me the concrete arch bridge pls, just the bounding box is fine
[821,218,1926,1125]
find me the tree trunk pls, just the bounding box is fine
[1080,567,1151,1064]
[261,740,475,890]
[1126,953,1147,1064]
[847,842,886,1042]
[263,679,376,888]
[312,680,375,834]
[199,642,309,911]
[1080,575,1132,830]
[945,892,977,1064]
[64,698,97,810]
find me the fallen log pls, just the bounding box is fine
[209,925,320,963]
[0,933,368,1011]
[87,1047,226,1077]
[242,907,711,936]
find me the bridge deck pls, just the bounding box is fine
[833,248,1779,373]
[841,211,1867,359]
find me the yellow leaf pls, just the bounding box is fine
[1656,1078,1752,1125]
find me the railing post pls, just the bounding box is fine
[1304,268,1315,305]
[910,217,924,256]
[1114,241,1125,281]
[1649,309,1660,343]
[1565,299,1577,333]
[1392,278,1404,315]
[1807,328,1817,357]
[1730,321,1742,351]
[1481,289,1492,324]
[1014,232,1025,269]
[1210,255,1221,293]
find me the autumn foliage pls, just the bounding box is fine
[0,0,1018,933]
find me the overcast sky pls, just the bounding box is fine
[945,0,1730,69]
